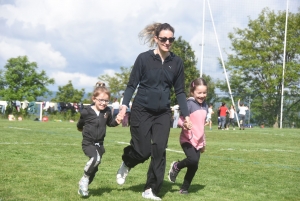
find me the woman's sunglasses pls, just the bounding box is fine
[158,37,175,43]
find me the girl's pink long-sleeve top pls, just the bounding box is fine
[178,97,207,150]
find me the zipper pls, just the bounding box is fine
[158,60,164,111]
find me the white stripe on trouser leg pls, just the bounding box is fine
[94,150,101,167]
[84,157,94,172]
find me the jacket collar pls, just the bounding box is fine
[148,49,175,62]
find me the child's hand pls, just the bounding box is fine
[200,146,205,153]
[183,117,192,130]
[115,114,122,124]
[118,105,127,119]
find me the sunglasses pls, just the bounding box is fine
[95,98,109,104]
[158,37,175,43]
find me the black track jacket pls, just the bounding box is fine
[122,50,189,117]
[77,105,119,146]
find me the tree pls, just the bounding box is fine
[52,80,85,103]
[218,8,300,127]
[0,56,55,101]
[170,36,199,104]
[98,66,132,99]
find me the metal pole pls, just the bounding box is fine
[200,0,205,78]
[280,0,289,129]
[207,0,240,127]
[248,98,250,125]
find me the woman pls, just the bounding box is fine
[116,22,192,200]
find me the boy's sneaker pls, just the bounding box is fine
[179,189,189,194]
[168,161,180,183]
[116,161,131,185]
[78,176,89,196]
[142,188,161,200]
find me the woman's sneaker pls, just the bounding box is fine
[179,189,189,194]
[116,162,131,185]
[168,161,180,183]
[78,176,89,196]
[142,188,161,200]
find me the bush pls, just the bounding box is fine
[45,108,80,122]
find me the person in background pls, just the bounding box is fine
[119,93,124,105]
[227,105,235,130]
[77,82,121,197]
[205,104,214,130]
[217,106,221,129]
[116,22,192,200]
[172,104,180,128]
[111,97,120,119]
[238,99,248,130]
[122,100,132,127]
[168,78,208,194]
[218,102,228,130]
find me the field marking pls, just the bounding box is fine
[220,148,297,153]
[0,142,77,146]
[8,126,31,130]
[117,141,184,154]
[0,141,299,171]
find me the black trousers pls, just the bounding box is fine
[82,144,105,184]
[227,118,235,128]
[239,114,246,128]
[122,103,171,195]
[177,142,201,191]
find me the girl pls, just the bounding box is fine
[77,82,121,196]
[205,104,214,130]
[116,22,191,200]
[227,105,236,130]
[168,78,207,194]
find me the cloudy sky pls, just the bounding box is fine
[0,0,298,93]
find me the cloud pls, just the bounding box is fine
[0,37,67,70]
[50,71,98,91]
[49,68,117,92]
[0,0,299,93]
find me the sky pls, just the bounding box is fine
[0,0,299,94]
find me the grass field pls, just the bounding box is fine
[0,119,299,201]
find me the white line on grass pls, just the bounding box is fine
[8,127,31,130]
[0,142,77,146]
[117,141,184,154]
[220,148,297,153]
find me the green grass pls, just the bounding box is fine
[0,119,299,201]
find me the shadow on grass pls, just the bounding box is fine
[161,182,206,196]
[114,182,205,198]
[87,187,114,197]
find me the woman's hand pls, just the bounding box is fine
[117,105,127,120]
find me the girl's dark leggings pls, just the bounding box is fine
[177,142,201,190]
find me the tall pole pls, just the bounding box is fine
[248,98,251,125]
[200,0,205,78]
[280,0,289,129]
[207,0,240,127]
